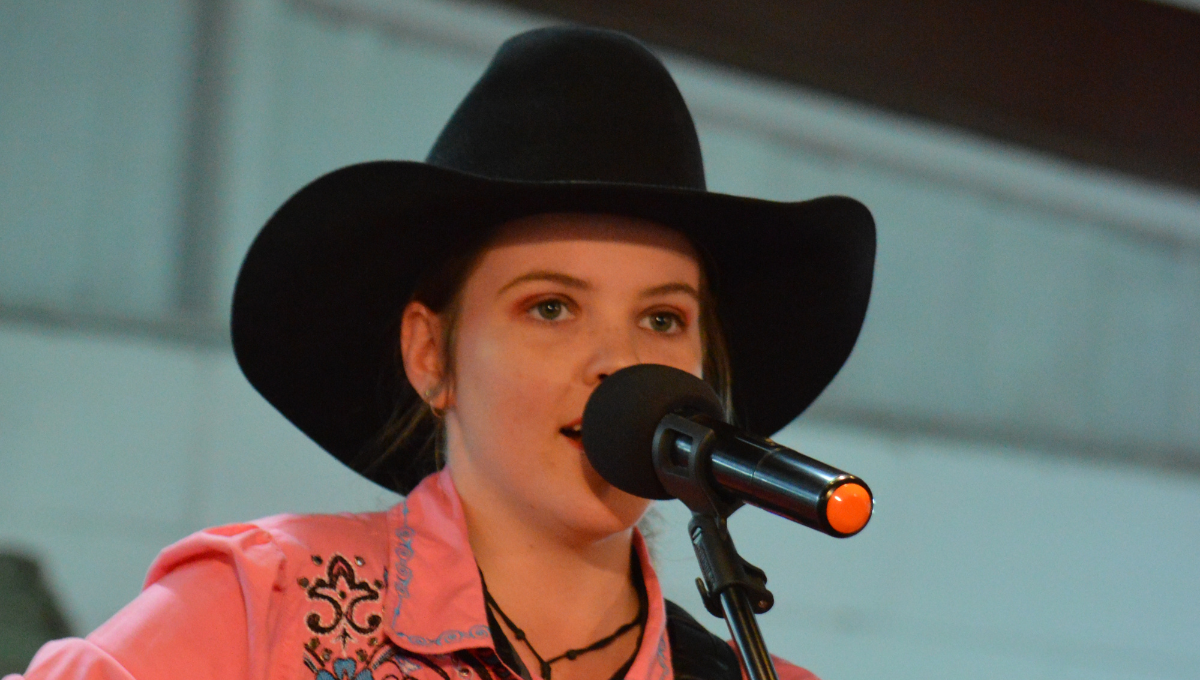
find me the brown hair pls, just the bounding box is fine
[362,229,733,492]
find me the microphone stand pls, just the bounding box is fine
[654,414,778,680]
[689,512,777,680]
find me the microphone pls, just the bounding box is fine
[582,364,873,537]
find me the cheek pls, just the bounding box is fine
[641,332,705,379]
[451,321,564,465]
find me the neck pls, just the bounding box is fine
[450,469,643,679]
[462,481,639,622]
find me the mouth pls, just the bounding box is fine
[559,420,583,443]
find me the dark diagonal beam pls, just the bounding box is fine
[499,0,1200,193]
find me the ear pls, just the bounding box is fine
[400,300,449,409]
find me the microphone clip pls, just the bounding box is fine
[653,412,741,519]
[690,513,775,617]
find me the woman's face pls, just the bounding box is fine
[442,213,704,542]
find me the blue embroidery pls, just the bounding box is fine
[375,648,423,675]
[387,500,492,651]
[316,657,373,680]
[392,624,491,647]
[653,634,671,680]
[391,501,415,628]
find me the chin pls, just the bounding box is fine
[577,482,654,536]
[524,475,643,543]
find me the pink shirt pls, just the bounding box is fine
[11,470,817,680]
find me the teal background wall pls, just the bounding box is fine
[2,1,1198,678]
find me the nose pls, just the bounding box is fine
[585,324,641,386]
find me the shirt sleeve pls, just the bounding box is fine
[6,523,288,680]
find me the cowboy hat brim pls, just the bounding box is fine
[231,160,875,493]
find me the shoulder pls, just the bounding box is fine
[145,509,392,590]
[56,510,398,680]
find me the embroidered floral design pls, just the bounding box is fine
[305,554,383,638]
[302,553,388,680]
[298,518,516,680]
[316,657,373,680]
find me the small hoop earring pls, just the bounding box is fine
[423,387,445,419]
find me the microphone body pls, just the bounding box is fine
[654,413,871,536]
[582,363,872,537]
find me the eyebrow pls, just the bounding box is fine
[498,270,700,301]
[640,282,700,301]
[498,270,590,295]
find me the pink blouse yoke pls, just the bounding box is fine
[10,471,817,680]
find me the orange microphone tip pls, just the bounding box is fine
[826,482,872,535]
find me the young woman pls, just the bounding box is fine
[13,26,874,680]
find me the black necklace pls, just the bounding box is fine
[480,576,646,680]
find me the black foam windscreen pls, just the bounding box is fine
[582,364,725,499]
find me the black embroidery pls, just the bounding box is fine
[305,554,384,637]
[302,554,389,680]
[299,553,520,680]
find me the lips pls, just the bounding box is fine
[559,419,583,442]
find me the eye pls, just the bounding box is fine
[641,310,685,334]
[528,298,574,322]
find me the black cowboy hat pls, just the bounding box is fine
[231,26,875,495]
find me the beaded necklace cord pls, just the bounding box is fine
[480,576,646,680]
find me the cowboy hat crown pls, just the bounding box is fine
[427,27,706,189]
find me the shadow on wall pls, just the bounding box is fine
[0,552,72,674]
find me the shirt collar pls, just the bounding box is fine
[384,469,673,680]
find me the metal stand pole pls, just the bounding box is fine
[689,513,778,680]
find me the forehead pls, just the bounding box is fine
[465,214,701,294]
[457,213,702,298]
